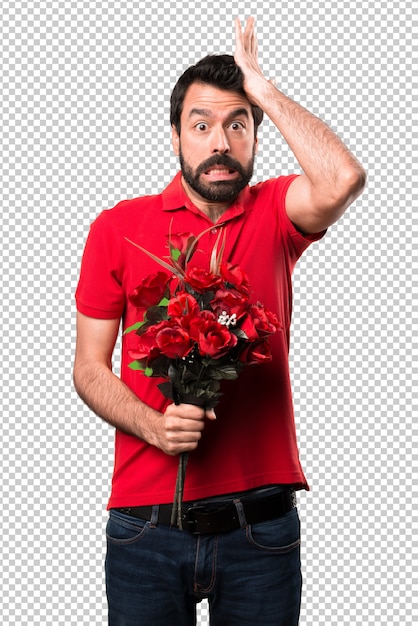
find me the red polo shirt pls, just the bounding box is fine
[75,172,325,508]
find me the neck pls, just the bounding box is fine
[180,177,231,224]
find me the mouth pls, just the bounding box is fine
[203,166,238,181]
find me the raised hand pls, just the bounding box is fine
[234,17,271,104]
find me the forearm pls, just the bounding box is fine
[251,79,365,199]
[73,356,212,456]
[234,16,366,228]
[73,359,162,446]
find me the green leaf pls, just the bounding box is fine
[144,367,154,377]
[150,355,171,378]
[231,327,248,340]
[210,365,240,380]
[128,360,145,371]
[171,248,182,262]
[146,304,169,323]
[157,381,174,401]
[124,321,145,334]
[158,297,170,307]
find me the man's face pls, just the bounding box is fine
[172,83,258,205]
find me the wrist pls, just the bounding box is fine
[246,76,276,109]
[133,403,164,448]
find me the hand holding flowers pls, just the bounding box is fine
[125,226,282,527]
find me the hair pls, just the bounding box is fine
[170,54,264,137]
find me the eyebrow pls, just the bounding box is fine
[188,107,250,120]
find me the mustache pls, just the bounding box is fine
[195,154,245,177]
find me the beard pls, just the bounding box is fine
[179,149,255,203]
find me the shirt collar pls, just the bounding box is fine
[162,171,252,222]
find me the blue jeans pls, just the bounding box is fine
[105,505,302,625]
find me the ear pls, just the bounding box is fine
[171,125,180,156]
[254,135,259,155]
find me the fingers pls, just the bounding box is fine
[205,408,217,421]
[161,403,213,456]
[235,17,243,52]
[165,403,206,420]
[165,403,216,420]
[244,16,256,51]
[235,16,257,54]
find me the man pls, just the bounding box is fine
[74,17,365,625]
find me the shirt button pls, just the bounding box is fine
[211,228,217,234]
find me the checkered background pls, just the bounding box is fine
[1,0,416,624]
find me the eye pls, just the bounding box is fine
[195,122,209,132]
[229,121,245,131]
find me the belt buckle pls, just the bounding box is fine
[183,505,212,534]
[183,502,237,535]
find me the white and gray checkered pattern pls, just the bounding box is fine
[1,0,416,624]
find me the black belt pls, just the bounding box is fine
[114,489,296,535]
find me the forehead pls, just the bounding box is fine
[181,82,253,120]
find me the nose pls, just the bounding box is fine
[211,127,230,153]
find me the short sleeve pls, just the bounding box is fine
[275,175,327,262]
[75,212,126,319]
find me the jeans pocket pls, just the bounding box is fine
[245,507,301,553]
[106,510,151,545]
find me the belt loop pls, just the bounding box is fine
[233,499,248,529]
[150,505,159,528]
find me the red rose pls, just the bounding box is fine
[240,303,282,339]
[219,262,252,296]
[189,314,237,358]
[188,310,217,339]
[190,309,217,323]
[129,271,170,309]
[169,232,195,253]
[155,324,194,359]
[129,319,194,363]
[169,232,196,269]
[184,267,223,293]
[239,339,273,364]
[128,321,167,363]
[210,288,249,321]
[167,292,200,328]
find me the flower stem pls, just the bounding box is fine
[171,451,189,529]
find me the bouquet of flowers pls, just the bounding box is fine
[125,226,282,528]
